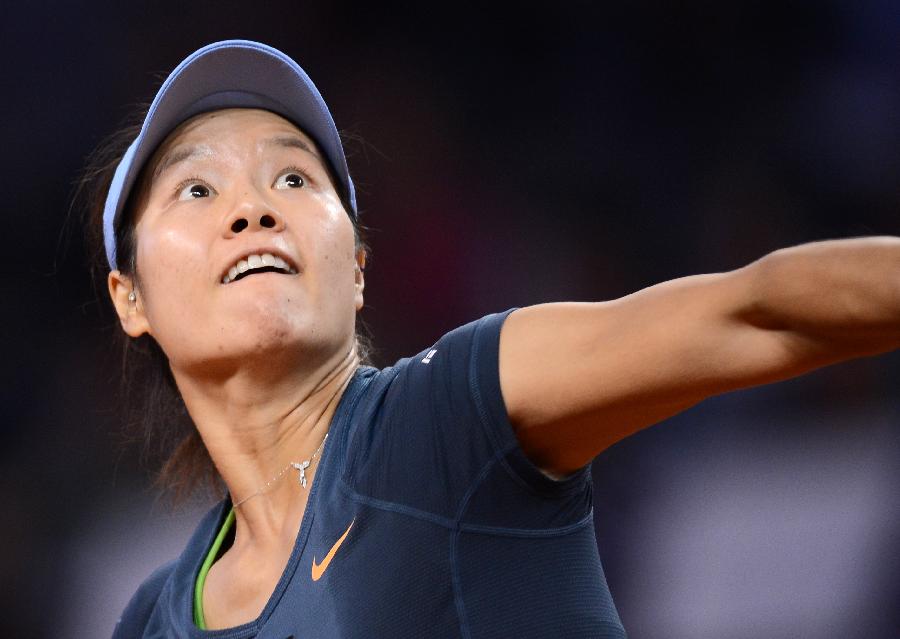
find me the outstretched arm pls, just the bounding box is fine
[499,236,900,476]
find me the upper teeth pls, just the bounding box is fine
[222,253,296,284]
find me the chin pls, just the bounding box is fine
[228,312,347,363]
[164,293,354,374]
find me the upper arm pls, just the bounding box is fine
[499,261,833,475]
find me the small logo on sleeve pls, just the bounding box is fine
[421,349,437,364]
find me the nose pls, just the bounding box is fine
[223,203,285,237]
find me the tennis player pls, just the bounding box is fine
[84,40,899,638]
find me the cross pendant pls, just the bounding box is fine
[291,460,311,488]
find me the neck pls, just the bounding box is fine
[172,339,360,545]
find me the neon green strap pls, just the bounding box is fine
[194,507,236,629]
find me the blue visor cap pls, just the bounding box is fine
[102,39,357,271]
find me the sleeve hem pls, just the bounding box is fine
[468,308,592,497]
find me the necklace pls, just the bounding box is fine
[232,433,328,509]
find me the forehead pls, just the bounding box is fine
[167,107,315,144]
[147,108,323,176]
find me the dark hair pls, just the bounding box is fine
[76,107,373,505]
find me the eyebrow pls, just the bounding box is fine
[152,135,323,182]
[263,135,323,163]
[153,145,213,181]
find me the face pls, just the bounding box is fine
[109,108,365,377]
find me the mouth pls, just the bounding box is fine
[221,252,298,285]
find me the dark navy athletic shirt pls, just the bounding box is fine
[112,309,627,638]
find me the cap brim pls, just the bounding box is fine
[103,39,356,270]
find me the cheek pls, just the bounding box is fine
[138,219,212,275]
[311,195,359,270]
[147,225,209,260]
[134,225,211,323]
[319,228,358,292]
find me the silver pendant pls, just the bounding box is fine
[291,460,311,488]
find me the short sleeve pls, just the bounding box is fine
[110,560,175,638]
[343,309,593,529]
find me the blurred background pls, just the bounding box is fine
[1,2,898,637]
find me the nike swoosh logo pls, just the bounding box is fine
[311,517,355,581]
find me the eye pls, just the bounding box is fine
[274,169,306,190]
[175,179,213,201]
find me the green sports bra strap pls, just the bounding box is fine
[193,507,236,630]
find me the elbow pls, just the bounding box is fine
[731,252,791,332]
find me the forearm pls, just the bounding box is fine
[744,236,900,356]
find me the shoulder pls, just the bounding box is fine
[111,560,177,638]
[355,309,517,412]
[348,308,585,491]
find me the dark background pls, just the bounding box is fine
[1,2,898,637]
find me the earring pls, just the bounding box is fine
[128,291,136,303]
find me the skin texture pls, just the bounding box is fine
[108,108,366,628]
[500,238,900,476]
[106,108,900,628]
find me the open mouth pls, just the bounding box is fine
[222,252,297,284]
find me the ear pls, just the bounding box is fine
[107,270,152,338]
[354,249,366,312]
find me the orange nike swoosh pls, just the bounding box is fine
[312,517,355,581]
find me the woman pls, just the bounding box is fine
[86,41,899,637]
